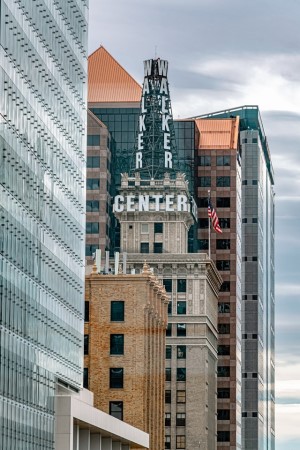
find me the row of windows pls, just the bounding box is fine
[163,279,186,293]
[85,244,99,256]
[242,218,258,224]
[216,260,230,271]
[140,222,163,234]
[198,155,231,166]
[165,435,185,449]
[165,389,185,404]
[165,412,186,427]
[166,323,186,337]
[87,178,100,190]
[87,135,100,146]
[197,176,231,188]
[198,197,231,208]
[87,156,100,168]
[242,179,258,185]
[140,242,163,253]
[165,368,186,382]
[166,345,186,359]
[198,239,231,250]
[198,217,230,229]
[168,301,187,315]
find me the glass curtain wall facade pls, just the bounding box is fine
[0,0,88,448]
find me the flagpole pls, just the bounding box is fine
[208,189,211,259]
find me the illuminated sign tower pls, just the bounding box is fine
[134,58,179,179]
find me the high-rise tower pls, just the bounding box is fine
[0,1,88,448]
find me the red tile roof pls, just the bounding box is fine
[195,118,240,149]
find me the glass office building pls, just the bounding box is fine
[0,0,88,448]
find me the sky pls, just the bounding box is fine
[88,1,300,447]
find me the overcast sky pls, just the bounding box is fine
[88,1,300,447]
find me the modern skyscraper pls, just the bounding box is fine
[0,1,88,448]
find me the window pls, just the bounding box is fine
[242,138,247,144]
[216,239,230,250]
[216,260,230,271]
[216,176,230,187]
[242,180,248,185]
[84,302,89,322]
[154,222,163,233]
[163,279,172,293]
[218,345,230,356]
[109,401,123,420]
[110,368,124,388]
[218,303,230,313]
[83,368,88,389]
[176,413,186,426]
[87,156,100,168]
[217,155,230,166]
[165,390,171,403]
[218,366,230,377]
[87,178,100,190]
[86,200,100,212]
[219,217,230,229]
[84,335,89,355]
[165,436,171,449]
[219,323,230,334]
[216,197,230,208]
[141,223,149,233]
[177,390,186,403]
[87,135,100,146]
[111,301,124,321]
[177,301,186,315]
[166,368,172,381]
[198,218,209,228]
[85,244,99,256]
[217,388,230,399]
[197,197,208,208]
[220,281,230,292]
[252,179,258,185]
[168,301,172,315]
[198,176,211,187]
[198,239,209,250]
[177,368,186,382]
[176,435,186,449]
[154,242,163,253]
[166,323,172,336]
[166,346,172,359]
[165,413,171,427]
[177,345,186,359]
[140,242,149,253]
[218,409,230,420]
[217,431,230,442]
[177,324,186,337]
[242,218,248,224]
[86,222,99,234]
[252,138,258,143]
[252,218,258,223]
[198,155,211,166]
[110,334,124,355]
[177,279,186,293]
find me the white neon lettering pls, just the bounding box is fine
[164,134,171,150]
[152,195,163,211]
[139,195,149,211]
[161,96,168,114]
[127,195,135,212]
[113,195,124,213]
[166,195,175,211]
[141,96,147,113]
[177,195,188,212]
[136,152,142,168]
[138,133,144,150]
[139,115,146,132]
[144,59,152,76]
[160,78,168,94]
[157,59,168,76]
[162,114,170,132]
[143,77,150,95]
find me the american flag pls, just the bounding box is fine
[208,198,222,233]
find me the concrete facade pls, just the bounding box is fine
[84,267,168,450]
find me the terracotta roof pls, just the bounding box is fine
[195,118,240,150]
[88,46,142,103]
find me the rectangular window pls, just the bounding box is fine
[218,302,230,313]
[177,345,186,359]
[216,176,230,187]
[154,222,163,233]
[87,178,100,190]
[85,244,99,256]
[165,413,171,427]
[177,279,186,293]
[218,345,230,356]
[84,335,89,355]
[216,197,230,208]
[216,239,231,250]
[165,390,171,404]
[198,155,211,166]
[163,279,172,293]
[177,390,186,403]
[140,242,149,253]
[111,301,124,321]
[217,431,230,442]
[176,435,186,449]
[177,301,186,315]
[197,197,208,208]
[165,436,171,449]
[198,176,211,187]
[177,323,186,337]
[83,368,88,389]
[110,334,124,355]
[198,218,209,228]
[219,323,230,334]
[216,155,230,166]
[168,301,172,315]
[84,301,89,322]
[218,409,230,420]
[109,401,123,420]
[87,156,100,168]
[166,346,172,359]
[86,222,99,234]
[217,388,230,399]
[166,323,172,337]
[141,223,149,233]
[216,260,230,271]
[177,368,186,382]
[86,200,100,212]
[220,281,230,292]
[166,368,172,381]
[176,413,186,426]
[87,135,100,146]
[110,368,124,389]
[198,239,209,250]
[154,242,163,253]
[219,218,230,229]
[218,366,230,377]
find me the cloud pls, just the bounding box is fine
[276,404,300,440]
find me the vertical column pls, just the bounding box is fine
[90,434,102,450]
[79,429,90,450]
[73,424,79,450]
[101,437,112,450]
